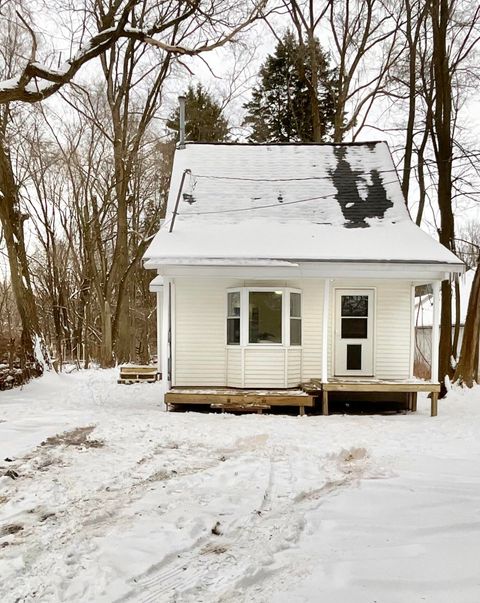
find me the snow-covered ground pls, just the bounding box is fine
[1,370,480,602]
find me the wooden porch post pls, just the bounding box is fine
[161,278,171,400]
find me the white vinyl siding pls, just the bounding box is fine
[174,278,236,386]
[173,277,413,387]
[374,283,412,379]
[243,348,285,388]
[287,348,302,387]
[226,347,242,387]
[301,280,324,381]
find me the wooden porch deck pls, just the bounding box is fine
[165,388,314,415]
[302,378,441,417]
[165,379,441,416]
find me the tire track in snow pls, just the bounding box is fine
[0,428,240,603]
[121,447,375,603]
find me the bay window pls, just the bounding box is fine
[226,288,302,346]
[249,291,283,344]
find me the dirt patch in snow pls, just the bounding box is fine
[201,543,228,555]
[40,426,104,449]
[147,469,172,482]
[0,523,23,537]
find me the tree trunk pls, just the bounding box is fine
[453,262,480,386]
[308,36,322,142]
[401,0,416,202]
[101,300,114,367]
[430,0,455,392]
[452,276,461,361]
[0,138,41,361]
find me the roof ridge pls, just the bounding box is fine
[181,141,387,147]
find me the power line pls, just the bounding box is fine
[189,167,403,183]
[178,178,401,216]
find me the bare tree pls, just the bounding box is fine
[0,0,266,365]
[327,0,402,142]
[453,259,480,386]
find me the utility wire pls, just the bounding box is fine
[190,167,404,183]
[178,178,401,216]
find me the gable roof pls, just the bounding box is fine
[144,142,462,268]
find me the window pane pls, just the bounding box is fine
[290,292,301,318]
[341,295,368,317]
[249,291,282,343]
[347,344,362,370]
[228,291,241,317]
[290,318,302,345]
[227,318,240,345]
[341,317,367,339]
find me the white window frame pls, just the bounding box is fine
[226,287,302,348]
[226,290,241,345]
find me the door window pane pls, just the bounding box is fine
[347,344,362,370]
[341,317,367,339]
[341,295,368,317]
[249,291,282,343]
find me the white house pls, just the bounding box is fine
[143,141,464,415]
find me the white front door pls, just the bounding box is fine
[334,289,374,377]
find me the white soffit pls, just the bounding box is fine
[149,275,164,292]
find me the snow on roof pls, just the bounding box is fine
[144,142,463,266]
[416,269,476,327]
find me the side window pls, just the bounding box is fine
[290,292,302,345]
[227,291,241,345]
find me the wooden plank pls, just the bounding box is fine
[323,382,440,393]
[120,366,157,375]
[431,392,438,417]
[120,374,157,380]
[118,378,157,385]
[322,390,329,416]
[165,392,314,407]
[166,390,310,398]
[211,403,270,412]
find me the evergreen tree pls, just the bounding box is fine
[243,32,338,143]
[167,84,229,142]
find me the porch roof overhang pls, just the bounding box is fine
[149,275,164,292]
[144,258,464,283]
